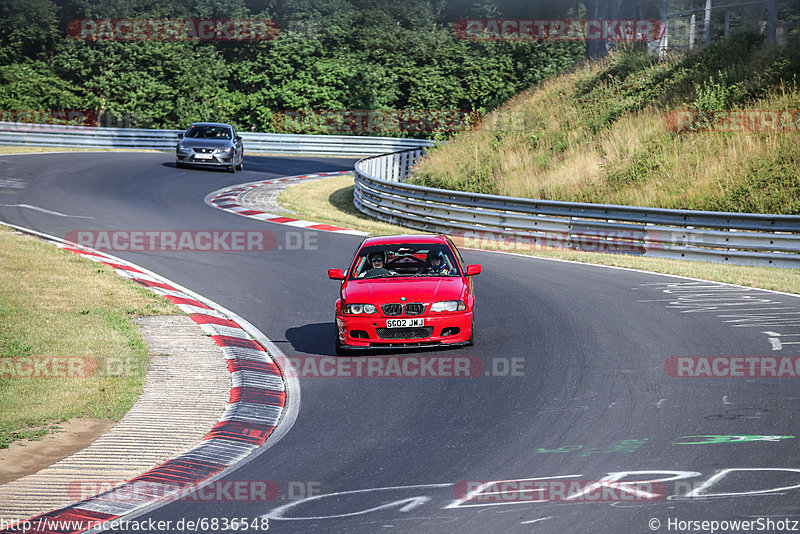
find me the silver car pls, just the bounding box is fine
[175,122,244,173]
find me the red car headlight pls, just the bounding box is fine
[430,300,466,312]
[343,303,377,315]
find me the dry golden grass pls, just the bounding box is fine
[278,174,412,236]
[0,227,179,447]
[413,45,800,213]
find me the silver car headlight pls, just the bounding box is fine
[214,147,234,154]
[177,144,191,152]
[343,303,377,314]
[430,300,466,312]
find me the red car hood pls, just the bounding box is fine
[343,277,466,305]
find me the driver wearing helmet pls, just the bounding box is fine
[359,251,392,278]
[425,250,451,275]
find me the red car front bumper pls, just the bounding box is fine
[336,311,473,348]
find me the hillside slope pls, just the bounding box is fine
[411,35,800,214]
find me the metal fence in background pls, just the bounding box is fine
[659,0,790,55]
[0,122,432,157]
[353,148,800,269]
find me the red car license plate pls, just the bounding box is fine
[386,318,424,328]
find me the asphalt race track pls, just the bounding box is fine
[2,152,800,533]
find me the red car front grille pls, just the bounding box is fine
[382,303,402,316]
[404,303,425,315]
[375,327,434,340]
[381,303,425,316]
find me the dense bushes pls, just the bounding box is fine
[0,0,585,135]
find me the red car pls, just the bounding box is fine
[328,234,481,354]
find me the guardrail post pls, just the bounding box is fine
[660,0,669,58]
[702,0,712,47]
[766,0,778,43]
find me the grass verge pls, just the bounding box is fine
[0,226,180,448]
[278,174,800,294]
[278,175,413,236]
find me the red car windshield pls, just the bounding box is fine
[350,243,462,280]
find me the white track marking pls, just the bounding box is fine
[0,203,93,218]
[265,484,451,520]
[521,516,553,525]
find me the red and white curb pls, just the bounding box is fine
[0,222,299,534]
[205,171,368,235]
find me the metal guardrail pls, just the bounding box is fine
[3,121,798,268]
[353,148,800,268]
[0,122,431,157]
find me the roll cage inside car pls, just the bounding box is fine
[349,242,464,279]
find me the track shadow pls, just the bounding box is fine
[286,322,469,357]
[161,161,231,173]
[161,155,356,175]
[286,322,336,356]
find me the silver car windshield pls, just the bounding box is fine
[186,125,232,140]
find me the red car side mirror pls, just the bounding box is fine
[466,264,481,276]
[328,268,345,280]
